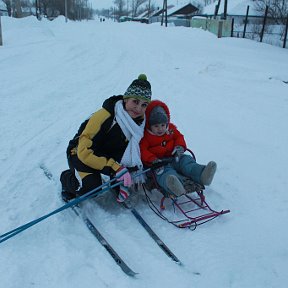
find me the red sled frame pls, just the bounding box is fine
[143,149,230,230]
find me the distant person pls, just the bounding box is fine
[140,100,217,197]
[60,74,152,203]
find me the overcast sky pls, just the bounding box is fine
[89,0,113,9]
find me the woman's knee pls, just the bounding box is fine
[78,173,102,196]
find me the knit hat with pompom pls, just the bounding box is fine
[123,74,152,102]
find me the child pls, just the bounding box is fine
[140,100,217,197]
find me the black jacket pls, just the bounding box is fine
[67,95,143,176]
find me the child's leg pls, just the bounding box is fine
[172,155,205,184]
[155,165,186,196]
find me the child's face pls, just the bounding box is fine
[150,123,167,136]
[124,98,149,118]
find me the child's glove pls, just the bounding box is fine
[152,159,165,175]
[172,146,185,162]
[116,167,132,187]
[152,158,163,168]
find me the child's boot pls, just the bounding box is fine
[200,161,217,186]
[166,175,186,197]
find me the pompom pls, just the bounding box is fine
[138,74,147,81]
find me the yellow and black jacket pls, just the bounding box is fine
[67,95,143,178]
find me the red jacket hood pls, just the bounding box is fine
[145,100,170,129]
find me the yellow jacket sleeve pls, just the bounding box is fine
[77,108,121,172]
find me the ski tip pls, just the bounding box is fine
[126,270,139,277]
[175,260,183,266]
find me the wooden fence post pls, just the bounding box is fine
[218,20,223,38]
[283,15,288,48]
[243,5,249,38]
[260,5,268,42]
[231,18,234,37]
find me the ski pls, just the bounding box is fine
[129,207,182,265]
[72,205,138,277]
[40,166,137,277]
[40,165,178,271]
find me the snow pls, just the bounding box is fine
[1,15,288,288]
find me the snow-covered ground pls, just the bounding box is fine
[0,16,288,288]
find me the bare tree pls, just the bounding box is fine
[131,0,147,17]
[4,0,23,17]
[254,0,288,24]
[142,0,157,17]
[204,0,217,5]
[2,0,92,20]
[14,0,23,17]
[114,0,126,20]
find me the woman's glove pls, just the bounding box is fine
[116,186,130,203]
[116,167,132,187]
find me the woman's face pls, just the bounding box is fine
[124,98,149,119]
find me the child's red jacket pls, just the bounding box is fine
[140,100,186,166]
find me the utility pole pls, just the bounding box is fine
[0,15,3,46]
[65,0,68,22]
[148,0,151,18]
[164,0,167,27]
[214,0,221,19]
[223,0,228,20]
[161,0,167,27]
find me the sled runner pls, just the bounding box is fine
[142,149,230,230]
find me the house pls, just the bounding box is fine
[168,3,199,18]
[201,0,262,25]
[132,10,150,24]
[150,3,199,26]
[0,0,8,16]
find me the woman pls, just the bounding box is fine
[60,74,152,202]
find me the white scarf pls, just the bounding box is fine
[115,100,146,183]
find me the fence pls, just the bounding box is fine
[191,17,232,38]
[150,16,191,27]
[231,6,288,49]
[190,11,288,49]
